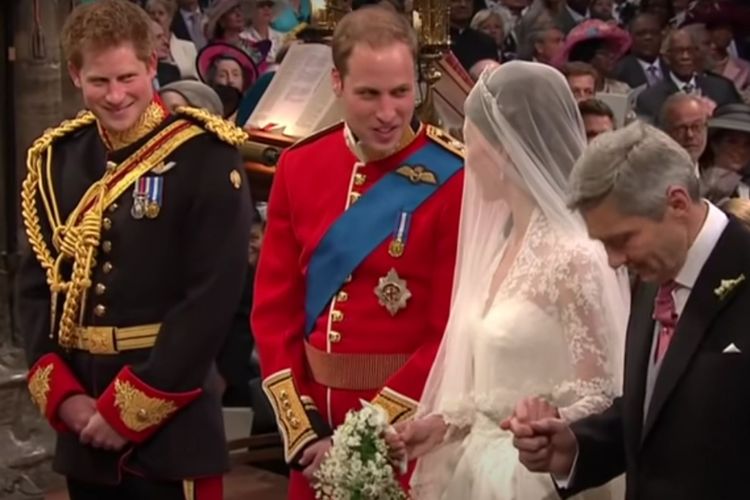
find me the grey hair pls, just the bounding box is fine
[470,9,505,33]
[568,121,701,219]
[663,27,697,53]
[657,93,707,130]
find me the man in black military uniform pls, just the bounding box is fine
[17,1,252,498]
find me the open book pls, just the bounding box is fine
[245,43,342,138]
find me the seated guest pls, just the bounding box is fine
[657,92,709,169]
[450,0,500,71]
[700,103,750,203]
[150,20,182,87]
[555,19,632,94]
[521,21,564,66]
[636,28,741,120]
[562,61,599,102]
[244,0,285,65]
[172,0,207,48]
[579,98,616,141]
[470,9,508,62]
[197,41,269,94]
[615,13,669,88]
[702,6,750,96]
[146,0,199,79]
[206,0,273,65]
[589,0,616,24]
[271,0,311,33]
[160,79,224,115]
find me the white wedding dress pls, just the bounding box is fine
[440,210,620,500]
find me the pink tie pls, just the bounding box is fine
[653,280,678,362]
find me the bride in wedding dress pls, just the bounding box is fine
[397,61,630,499]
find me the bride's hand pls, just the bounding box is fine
[500,396,560,431]
[395,415,448,460]
[384,428,407,467]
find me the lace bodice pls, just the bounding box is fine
[445,210,618,427]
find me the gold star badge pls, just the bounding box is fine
[230,170,242,190]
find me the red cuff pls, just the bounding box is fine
[97,365,201,443]
[28,353,86,433]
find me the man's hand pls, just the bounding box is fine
[395,415,447,460]
[300,437,333,482]
[509,417,578,476]
[57,394,97,434]
[79,411,128,451]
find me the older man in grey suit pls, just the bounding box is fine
[506,121,750,500]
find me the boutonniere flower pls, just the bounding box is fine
[714,274,746,301]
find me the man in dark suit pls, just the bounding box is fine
[507,121,750,500]
[635,28,741,120]
[615,13,670,88]
[449,0,499,71]
[172,0,207,48]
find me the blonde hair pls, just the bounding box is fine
[62,0,155,69]
[146,0,178,20]
[721,198,750,229]
[332,5,418,77]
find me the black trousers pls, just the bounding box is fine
[67,474,186,500]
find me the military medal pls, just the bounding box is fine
[388,211,411,258]
[374,268,412,316]
[145,177,163,219]
[131,178,148,219]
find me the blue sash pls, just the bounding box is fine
[304,142,463,335]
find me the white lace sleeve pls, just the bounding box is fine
[553,244,620,423]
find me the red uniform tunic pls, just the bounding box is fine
[252,123,463,498]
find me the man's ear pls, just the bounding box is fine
[331,68,343,97]
[68,62,82,88]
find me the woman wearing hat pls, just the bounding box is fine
[245,0,286,65]
[554,19,632,95]
[205,0,274,63]
[701,103,750,203]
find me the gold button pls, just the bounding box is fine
[102,241,112,253]
[337,291,349,302]
[328,331,341,343]
[289,417,301,429]
[102,262,113,273]
[108,203,118,213]
[94,283,106,296]
[136,408,148,422]
[282,399,292,409]
[331,310,344,322]
[349,192,361,205]
[94,304,106,317]
[102,218,112,230]
[285,409,294,420]
[354,173,366,186]
[280,390,288,399]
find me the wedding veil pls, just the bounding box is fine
[411,61,630,495]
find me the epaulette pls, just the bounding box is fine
[176,106,248,147]
[425,124,465,159]
[287,122,344,151]
[31,110,97,151]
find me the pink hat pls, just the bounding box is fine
[553,19,632,68]
[196,41,271,92]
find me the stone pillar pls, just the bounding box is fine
[0,1,78,498]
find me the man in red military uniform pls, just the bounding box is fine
[251,5,464,498]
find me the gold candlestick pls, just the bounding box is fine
[412,0,451,125]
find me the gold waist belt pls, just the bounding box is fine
[69,323,162,354]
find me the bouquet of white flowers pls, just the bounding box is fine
[314,400,407,500]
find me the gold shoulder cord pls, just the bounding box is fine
[21,112,203,348]
[176,106,248,147]
[22,111,99,346]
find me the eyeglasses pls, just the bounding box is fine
[670,121,707,137]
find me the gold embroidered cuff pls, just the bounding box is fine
[372,387,418,424]
[262,369,318,462]
[27,353,86,433]
[97,365,201,443]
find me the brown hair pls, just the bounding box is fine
[561,61,599,80]
[721,198,750,229]
[62,0,156,69]
[332,5,418,77]
[578,98,615,120]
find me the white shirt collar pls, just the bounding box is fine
[670,71,697,93]
[637,57,660,71]
[674,201,728,290]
